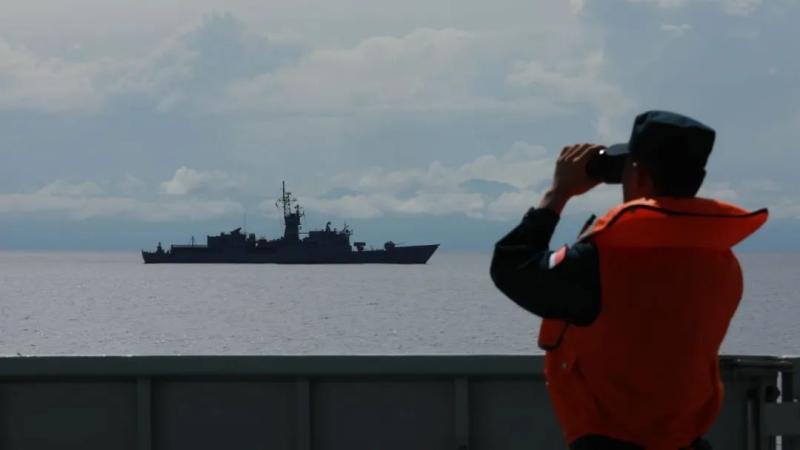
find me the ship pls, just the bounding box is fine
[142,182,439,264]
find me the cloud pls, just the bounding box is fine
[36,180,104,197]
[628,0,690,8]
[129,12,303,112]
[625,0,762,15]
[698,179,800,219]
[301,150,800,224]
[0,176,243,222]
[331,141,551,194]
[460,179,519,198]
[719,0,762,16]
[299,142,622,221]
[221,25,631,140]
[302,192,487,220]
[0,38,109,111]
[227,28,485,113]
[0,191,242,222]
[2,168,796,233]
[160,167,245,196]
[506,51,633,141]
[569,0,587,14]
[660,23,692,37]
[0,11,626,145]
[0,13,301,113]
[117,175,149,195]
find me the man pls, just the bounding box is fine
[490,111,768,450]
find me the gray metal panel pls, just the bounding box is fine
[470,378,565,450]
[311,379,453,450]
[0,382,137,450]
[0,355,543,377]
[706,377,751,449]
[138,378,153,450]
[764,402,800,436]
[784,357,800,450]
[152,380,295,450]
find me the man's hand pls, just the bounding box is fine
[538,143,604,214]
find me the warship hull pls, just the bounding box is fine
[142,244,439,264]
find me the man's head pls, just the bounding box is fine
[610,111,716,202]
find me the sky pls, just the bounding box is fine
[0,0,797,251]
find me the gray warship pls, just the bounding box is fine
[142,182,439,264]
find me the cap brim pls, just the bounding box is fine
[606,143,630,156]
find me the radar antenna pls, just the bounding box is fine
[275,181,304,222]
[275,181,304,242]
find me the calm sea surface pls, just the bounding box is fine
[0,251,797,356]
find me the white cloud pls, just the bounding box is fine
[161,167,244,196]
[0,12,625,146]
[660,23,692,37]
[300,194,387,220]
[569,0,587,14]
[227,28,484,113]
[303,142,622,221]
[0,13,298,113]
[698,179,800,219]
[305,151,800,223]
[333,141,551,195]
[0,174,244,222]
[0,38,108,111]
[720,0,762,16]
[485,190,541,219]
[302,192,487,220]
[506,51,633,141]
[2,168,794,228]
[0,191,242,222]
[0,1,580,60]
[36,180,104,197]
[626,0,763,15]
[628,0,690,8]
[117,175,149,195]
[222,25,630,142]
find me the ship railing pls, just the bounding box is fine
[0,354,797,449]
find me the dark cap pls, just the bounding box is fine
[609,110,716,170]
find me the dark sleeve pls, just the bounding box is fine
[490,208,601,326]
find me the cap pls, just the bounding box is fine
[608,110,716,170]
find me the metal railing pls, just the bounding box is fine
[0,355,796,450]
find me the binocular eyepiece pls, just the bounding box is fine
[585,144,628,184]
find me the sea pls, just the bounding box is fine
[0,251,797,356]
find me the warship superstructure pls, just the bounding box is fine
[142,182,439,264]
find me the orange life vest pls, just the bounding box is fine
[538,197,768,449]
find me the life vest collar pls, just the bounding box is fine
[580,196,768,249]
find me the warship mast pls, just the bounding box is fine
[277,181,304,243]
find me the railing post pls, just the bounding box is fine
[137,377,153,450]
[295,377,311,450]
[780,359,800,450]
[454,377,470,450]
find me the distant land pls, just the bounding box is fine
[0,214,795,252]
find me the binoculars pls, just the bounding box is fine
[585,144,628,184]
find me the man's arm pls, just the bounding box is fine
[490,207,600,326]
[490,143,605,326]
